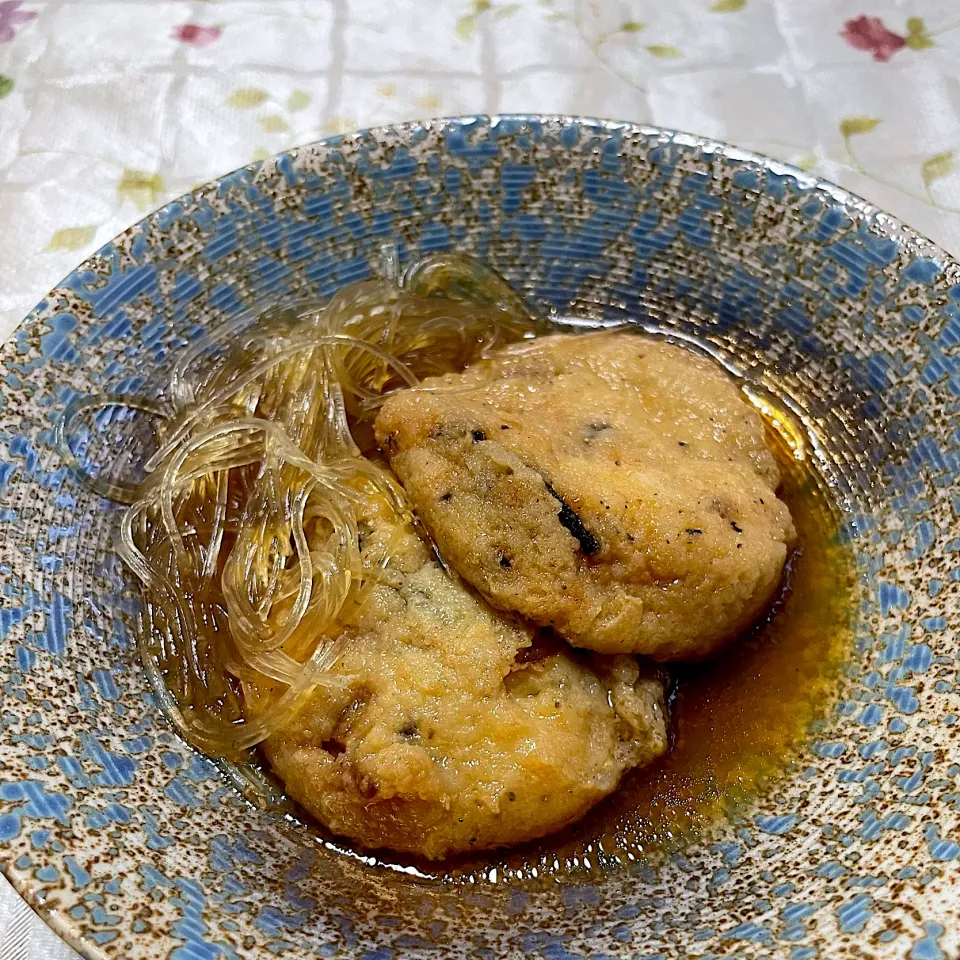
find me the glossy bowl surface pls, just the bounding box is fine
[0,116,958,960]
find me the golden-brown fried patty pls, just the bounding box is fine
[251,479,668,861]
[375,331,796,660]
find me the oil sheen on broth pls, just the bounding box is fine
[327,406,855,883]
[574,425,854,863]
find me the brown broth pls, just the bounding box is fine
[586,428,852,852]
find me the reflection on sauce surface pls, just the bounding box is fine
[301,404,856,884]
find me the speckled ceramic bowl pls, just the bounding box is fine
[1,116,958,960]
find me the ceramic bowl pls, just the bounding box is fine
[0,116,957,960]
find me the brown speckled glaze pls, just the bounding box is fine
[0,117,957,959]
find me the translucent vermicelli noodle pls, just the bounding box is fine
[61,255,541,760]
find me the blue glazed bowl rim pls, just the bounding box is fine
[5,113,957,960]
[18,112,958,333]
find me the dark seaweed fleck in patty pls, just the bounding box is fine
[544,482,600,555]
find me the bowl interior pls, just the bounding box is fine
[0,116,958,960]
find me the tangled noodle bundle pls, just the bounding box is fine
[58,254,540,761]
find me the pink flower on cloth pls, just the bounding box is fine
[0,1,37,43]
[841,15,906,62]
[172,24,222,46]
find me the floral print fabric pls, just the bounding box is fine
[1,2,960,949]
[0,1,35,44]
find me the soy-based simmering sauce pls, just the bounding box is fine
[576,425,853,857]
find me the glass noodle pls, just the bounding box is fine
[60,255,542,759]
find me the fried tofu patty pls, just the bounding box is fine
[375,331,796,660]
[253,481,668,861]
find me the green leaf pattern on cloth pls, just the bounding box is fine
[840,116,882,137]
[117,169,165,211]
[905,17,934,50]
[286,90,311,112]
[922,152,954,187]
[226,87,269,109]
[646,44,682,58]
[46,226,96,252]
[258,114,289,134]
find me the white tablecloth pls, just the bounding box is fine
[2,0,960,956]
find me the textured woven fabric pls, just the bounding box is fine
[2,1,960,955]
